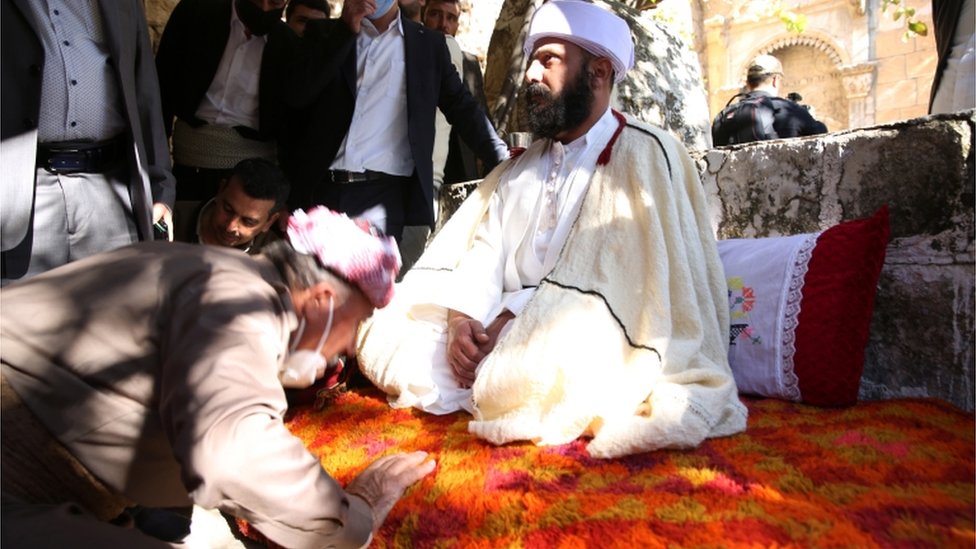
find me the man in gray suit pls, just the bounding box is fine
[0,0,176,285]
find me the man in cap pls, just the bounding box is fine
[359,0,747,458]
[711,53,827,146]
[1,207,434,548]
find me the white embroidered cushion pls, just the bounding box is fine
[719,234,817,401]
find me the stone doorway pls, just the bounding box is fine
[771,44,848,132]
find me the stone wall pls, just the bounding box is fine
[701,0,937,133]
[697,110,975,411]
[440,110,975,411]
[872,0,938,123]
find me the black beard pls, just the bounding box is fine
[523,68,594,139]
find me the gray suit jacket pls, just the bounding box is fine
[0,0,175,251]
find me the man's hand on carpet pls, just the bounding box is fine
[345,451,436,533]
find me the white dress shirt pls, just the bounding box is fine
[194,4,266,130]
[329,13,413,177]
[439,107,619,321]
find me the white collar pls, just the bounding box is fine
[361,10,405,38]
[566,107,616,150]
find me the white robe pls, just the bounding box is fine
[359,113,748,457]
[439,109,619,327]
[370,109,618,414]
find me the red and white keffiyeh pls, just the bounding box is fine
[287,207,401,308]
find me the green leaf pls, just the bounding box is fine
[908,21,928,36]
[777,9,808,34]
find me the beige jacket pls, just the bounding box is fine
[0,242,371,549]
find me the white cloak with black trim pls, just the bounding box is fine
[358,115,747,458]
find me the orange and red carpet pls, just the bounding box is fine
[241,387,975,548]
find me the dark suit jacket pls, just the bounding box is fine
[929,0,968,111]
[278,15,507,227]
[0,0,175,249]
[155,0,295,141]
[445,50,488,184]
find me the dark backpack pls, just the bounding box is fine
[711,92,779,146]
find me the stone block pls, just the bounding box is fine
[876,29,920,57]
[875,107,903,124]
[906,49,939,80]
[899,104,930,121]
[863,262,974,410]
[876,78,919,109]
[876,56,907,85]
[695,110,975,411]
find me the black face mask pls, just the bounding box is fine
[235,0,283,36]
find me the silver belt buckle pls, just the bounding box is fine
[331,170,367,184]
[46,150,87,174]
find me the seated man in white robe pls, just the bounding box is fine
[358,0,748,458]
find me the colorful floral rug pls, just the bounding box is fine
[245,387,975,548]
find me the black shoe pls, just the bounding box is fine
[128,505,193,543]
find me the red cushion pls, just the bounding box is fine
[792,205,890,406]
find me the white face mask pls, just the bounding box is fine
[279,295,334,389]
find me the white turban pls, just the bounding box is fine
[523,0,635,83]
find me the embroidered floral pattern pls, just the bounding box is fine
[728,276,761,346]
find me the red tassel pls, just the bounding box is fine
[597,110,626,166]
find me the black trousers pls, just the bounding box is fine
[172,164,232,202]
[311,175,414,242]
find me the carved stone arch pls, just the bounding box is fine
[737,33,861,132]
[746,33,849,75]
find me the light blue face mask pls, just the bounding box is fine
[367,0,395,20]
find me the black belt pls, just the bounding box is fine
[37,136,124,174]
[328,170,399,184]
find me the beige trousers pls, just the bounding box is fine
[1,370,131,521]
